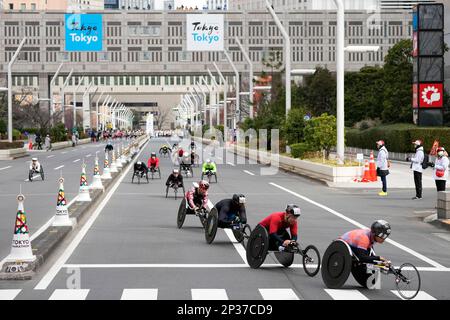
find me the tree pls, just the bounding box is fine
[282,108,306,145]
[303,68,336,116]
[304,113,337,159]
[154,106,170,129]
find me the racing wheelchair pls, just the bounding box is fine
[204,208,252,246]
[28,166,45,182]
[179,163,193,178]
[245,224,321,277]
[321,239,421,300]
[166,183,185,200]
[201,170,217,183]
[149,166,161,180]
[159,146,172,158]
[190,151,200,167]
[132,168,149,184]
[177,198,209,229]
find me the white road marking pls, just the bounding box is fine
[48,289,90,300]
[191,289,228,300]
[86,154,92,158]
[47,155,55,158]
[121,289,158,300]
[0,166,12,171]
[73,159,80,163]
[0,289,22,300]
[61,152,67,154]
[390,290,436,300]
[243,170,255,176]
[270,182,447,269]
[432,233,450,242]
[35,140,149,290]
[324,289,369,300]
[227,162,236,166]
[259,289,300,300]
[24,175,40,182]
[54,165,64,170]
[223,229,248,266]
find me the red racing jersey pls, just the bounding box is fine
[148,157,159,168]
[259,212,298,239]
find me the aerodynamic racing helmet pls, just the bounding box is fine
[371,220,391,240]
[198,180,210,191]
[32,157,38,161]
[206,159,211,164]
[286,204,301,217]
[173,168,179,174]
[151,152,156,157]
[232,194,246,205]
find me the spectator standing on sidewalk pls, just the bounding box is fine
[376,140,390,196]
[408,140,425,200]
[433,147,449,192]
[44,134,52,151]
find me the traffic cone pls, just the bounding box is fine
[115,144,123,169]
[91,153,104,190]
[110,149,119,173]
[361,160,371,182]
[101,152,112,180]
[52,177,73,227]
[369,151,378,182]
[77,163,91,202]
[5,194,36,263]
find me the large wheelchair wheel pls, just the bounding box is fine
[205,207,219,244]
[246,225,269,269]
[165,186,169,198]
[28,170,33,182]
[321,240,353,289]
[157,167,161,179]
[40,167,45,180]
[303,245,321,277]
[274,252,295,268]
[177,198,187,229]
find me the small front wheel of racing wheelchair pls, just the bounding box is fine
[232,223,252,248]
[301,245,321,277]
[177,198,188,229]
[205,207,219,244]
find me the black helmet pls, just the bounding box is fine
[232,194,246,205]
[371,220,391,239]
[151,152,156,157]
[286,204,301,217]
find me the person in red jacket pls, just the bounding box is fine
[147,152,160,171]
[259,204,300,251]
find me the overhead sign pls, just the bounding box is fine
[419,83,443,108]
[65,14,103,52]
[186,14,224,51]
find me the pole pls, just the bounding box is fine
[95,91,105,130]
[73,76,85,128]
[235,37,254,119]
[50,62,64,126]
[213,62,227,141]
[7,37,26,143]
[223,50,239,130]
[61,69,74,126]
[201,77,213,129]
[334,0,345,164]
[207,68,220,126]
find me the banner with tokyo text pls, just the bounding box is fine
[186,14,224,52]
[65,14,103,52]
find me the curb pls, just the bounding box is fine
[0,136,149,280]
[429,219,450,232]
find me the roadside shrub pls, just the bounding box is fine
[0,141,24,149]
[290,143,314,158]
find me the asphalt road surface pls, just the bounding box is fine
[1,137,449,300]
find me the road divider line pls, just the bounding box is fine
[54,165,64,170]
[0,289,22,300]
[0,166,12,171]
[47,155,55,159]
[390,290,436,300]
[24,175,40,182]
[243,170,255,176]
[269,182,446,269]
[227,162,235,166]
[259,289,300,300]
[191,289,228,300]
[61,152,67,154]
[86,154,92,158]
[325,289,369,300]
[223,229,249,266]
[121,289,158,300]
[73,159,80,163]
[35,140,149,290]
[48,289,90,300]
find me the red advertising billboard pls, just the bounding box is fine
[419,83,443,108]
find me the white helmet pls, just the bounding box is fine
[32,157,38,161]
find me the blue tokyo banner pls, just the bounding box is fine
[65,14,103,51]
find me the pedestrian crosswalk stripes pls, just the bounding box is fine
[0,288,438,300]
[121,289,158,300]
[259,289,300,300]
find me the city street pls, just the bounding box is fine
[1,138,449,300]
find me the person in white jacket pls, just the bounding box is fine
[433,147,449,192]
[376,140,389,196]
[409,140,424,200]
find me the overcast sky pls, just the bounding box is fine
[155,0,207,10]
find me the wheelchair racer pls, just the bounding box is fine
[166,168,184,190]
[215,194,247,228]
[339,220,391,266]
[202,159,217,176]
[180,155,192,172]
[160,144,171,155]
[186,180,210,215]
[258,205,300,252]
[30,157,42,173]
[147,152,160,172]
[133,161,148,177]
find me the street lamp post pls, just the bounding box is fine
[223,50,239,130]
[100,95,111,130]
[7,37,26,143]
[73,76,85,128]
[49,62,64,126]
[82,81,95,130]
[235,37,254,119]
[266,0,291,118]
[207,68,221,126]
[334,0,345,164]
[95,91,105,130]
[60,69,74,126]
[195,83,207,127]
[213,62,228,141]
[200,76,213,128]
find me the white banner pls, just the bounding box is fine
[186,14,224,52]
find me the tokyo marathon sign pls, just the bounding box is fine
[186,14,224,51]
[65,14,103,51]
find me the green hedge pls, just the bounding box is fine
[0,141,24,149]
[346,124,450,153]
[290,143,314,158]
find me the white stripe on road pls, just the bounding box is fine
[191,289,228,300]
[243,170,255,176]
[227,162,236,166]
[325,289,369,300]
[73,159,80,163]
[0,289,22,300]
[61,152,67,154]
[224,229,248,266]
[259,289,300,300]
[86,154,92,158]
[24,175,40,182]
[47,155,55,158]
[269,182,446,269]
[48,289,90,300]
[54,165,64,170]
[35,140,148,290]
[0,166,12,171]
[390,290,436,300]
[121,289,158,300]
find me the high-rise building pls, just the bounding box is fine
[105,0,120,9]
[1,0,104,11]
[206,0,228,10]
[163,0,174,10]
[380,1,436,10]
[118,0,154,10]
